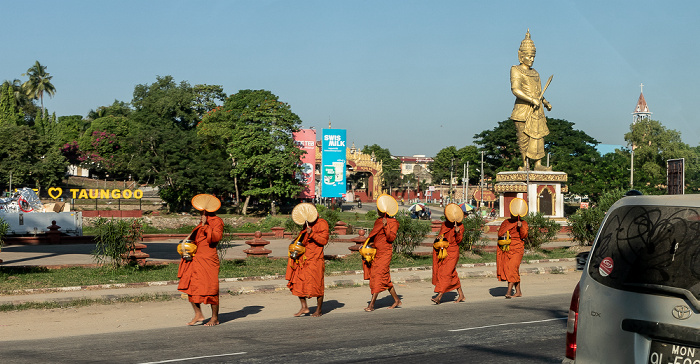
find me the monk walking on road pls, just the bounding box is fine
[362,194,402,311]
[497,198,529,299]
[432,203,466,304]
[286,203,330,317]
[178,194,225,326]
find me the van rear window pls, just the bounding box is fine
[588,205,700,300]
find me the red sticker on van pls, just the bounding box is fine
[599,257,614,277]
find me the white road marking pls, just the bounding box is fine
[448,317,567,332]
[138,352,247,363]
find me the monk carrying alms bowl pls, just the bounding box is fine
[362,194,402,312]
[285,203,330,317]
[177,194,224,326]
[431,203,466,304]
[497,198,529,299]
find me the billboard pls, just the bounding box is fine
[321,129,346,198]
[293,129,316,199]
[667,158,685,195]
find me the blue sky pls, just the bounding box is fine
[2,0,698,157]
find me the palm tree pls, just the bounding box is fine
[22,61,56,118]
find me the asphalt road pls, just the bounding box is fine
[0,292,570,363]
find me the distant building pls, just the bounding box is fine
[396,155,433,184]
[66,164,90,177]
[632,83,652,124]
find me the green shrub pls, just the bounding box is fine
[393,211,432,254]
[0,217,9,249]
[522,212,560,250]
[232,215,286,233]
[365,209,378,220]
[460,213,485,252]
[568,188,626,246]
[216,225,236,261]
[91,218,144,268]
[283,217,302,235]
[317,204,340,235]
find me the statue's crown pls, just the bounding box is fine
[519,29,536,54]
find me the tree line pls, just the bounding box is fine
[1,63,305,214]
[1,61,697,215]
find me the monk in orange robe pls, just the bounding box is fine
[497,213,528,298]
[285,217,329,317]
[432,220,466,304]
[178,211,224,326]
[363,212,401,311]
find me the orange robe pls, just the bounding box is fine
[497,218,528,283]
[285,218,330,298]
[432,222,463,293]
[178,216,224,305]
[363,217,399,294]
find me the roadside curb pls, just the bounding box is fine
[3,258,577,304]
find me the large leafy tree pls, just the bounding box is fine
[75,116,133,178]
[87,100,132,121]
[0,81,24,125]
[127,76,230,211]
[0,123,67,192]
[625,119,698,194]
[430,145,480,187]
[474,118,612,196]
[362,144,401,193]
[54,115,89,148]
[22,61,56,118]
[198,89,304,215]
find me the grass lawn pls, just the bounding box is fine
[0,248,576,294]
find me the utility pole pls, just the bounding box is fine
[630,148,634,188]
[480,151,484,208]
[463,162,467,203]
[449,158,454,204]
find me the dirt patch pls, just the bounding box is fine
[566,245,591,253]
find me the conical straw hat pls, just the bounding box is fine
[191,194,221,212]
[509,198,528,217]
[444,203,464,222]
[376,194,398,217]
[291,203,318,225]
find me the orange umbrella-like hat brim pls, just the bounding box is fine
[191,194,221,212]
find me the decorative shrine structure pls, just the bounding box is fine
[314,142,384,202]
[494,171,568,218]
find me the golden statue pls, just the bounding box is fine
[510,30,553,171]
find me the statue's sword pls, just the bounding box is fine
[538,75,553,102]
[523,74,553,135]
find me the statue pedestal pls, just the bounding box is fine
[495,171,568,218]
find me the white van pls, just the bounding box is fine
[563,194,700,363]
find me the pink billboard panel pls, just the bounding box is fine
[293,129,316,199]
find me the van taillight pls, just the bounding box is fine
[565,282,580,360]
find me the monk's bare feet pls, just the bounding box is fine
[431,297,441,305]
[505,295,512,299]
[455,296,466,303]
[293,308,310,317]
[204,319,219,326]
[388,300,402,309]
[364,306,375,312]
[311,310,323,317]
[187,316,205,326]
[513,293,522,297]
